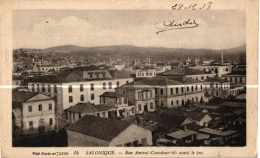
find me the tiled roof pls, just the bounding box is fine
[143,112,188,131]
[66,103,115,113]
[66,115,131,141]
[162,109,210,121]
[12,90,38,103]
[100,92,126,98]
[160,68,210,76]
[28,69,133,83]
[167,130,197,139]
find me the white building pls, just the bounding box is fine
[12,90,55,136]
[27,68,134,128]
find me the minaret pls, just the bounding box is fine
[221,52,224,63]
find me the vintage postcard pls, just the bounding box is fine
[0,0,258,157]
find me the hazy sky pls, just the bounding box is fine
[13,10,245,50]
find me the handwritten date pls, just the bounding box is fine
[172,2,213,11]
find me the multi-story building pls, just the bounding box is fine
[116,81,156,114]
[223,71,246,85]
[100,92,135,117]
[12,90,55,136]
[158,68,215,81]
[27,67,134,128]
[138,76,206,109]
[204,77,231,98]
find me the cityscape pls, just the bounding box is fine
[12,44,246,147]
[12,10,246,147]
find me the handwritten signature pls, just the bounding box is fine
[155,19,199,34]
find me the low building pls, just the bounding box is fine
[66,115,152,146]
[166,129,197,145]
[12,90,55,136]
[189,64,232,77]
[223,71,246,85]
[134,68,157,78]
[65,102,117,123]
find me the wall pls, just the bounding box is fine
[109,124,152,146]
[67,130,109,146]
[22,99,55,134]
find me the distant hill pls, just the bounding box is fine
[13,44,246,63]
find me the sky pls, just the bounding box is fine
[13,10,245,50]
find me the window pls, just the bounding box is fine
[91,84,94,91]
[89,73,93,78]
[29,121,33,129]
[201,85,203,90]
[91,94,95,100]
[226,68,229,72]
[155,88,158,94]
[216,84,218,88]
[150,90,153,97]
[49,118,53,125]
[42,84,45,92]
[38,104,42,111]
[187,87,189,92]
[240,77,243,82]
[210,83,213,88]
[80,84,84,92]
[176,88,179,94]
[196,97,198,102]
[69,96,73,103]
[160,89,163,95]
[96,73,100,78]
[235,77,238,83]
[48,85,51,92]
[195,85,198,91]
[49,104,52,110]
[230,78,233,82]
[80,95,84,101]
[138,91,142,99]
[201,76,204,80]
[181,87,184,93]
[68,85,73,93]
[32,84,35,91]
[138,104,142,111]
[54,85,57,93]
[150,103,153,109]
[103,83,106,90]
[170,88,173,95]
[79,114,81,119]
[116,81,120,87]
[141,138,147,145]
[37,84,40,91]
[97,113,100,117]
[171,101,174,106]
[28,106,32,112]
[124,98,127,104]
[109,82,112,89]
[177,100,179,105]
[191,86,194,92]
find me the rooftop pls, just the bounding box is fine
[204,77,228,83]
[12,90,38,103]
[160,68,212,76]
[199,128,237,136]
[100,92,126,98]
[66,103,115,113]
[66,115,131,141]
[167,130,197,139]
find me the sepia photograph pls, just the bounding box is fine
[0,0,258,157]
[11,9,247,147]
